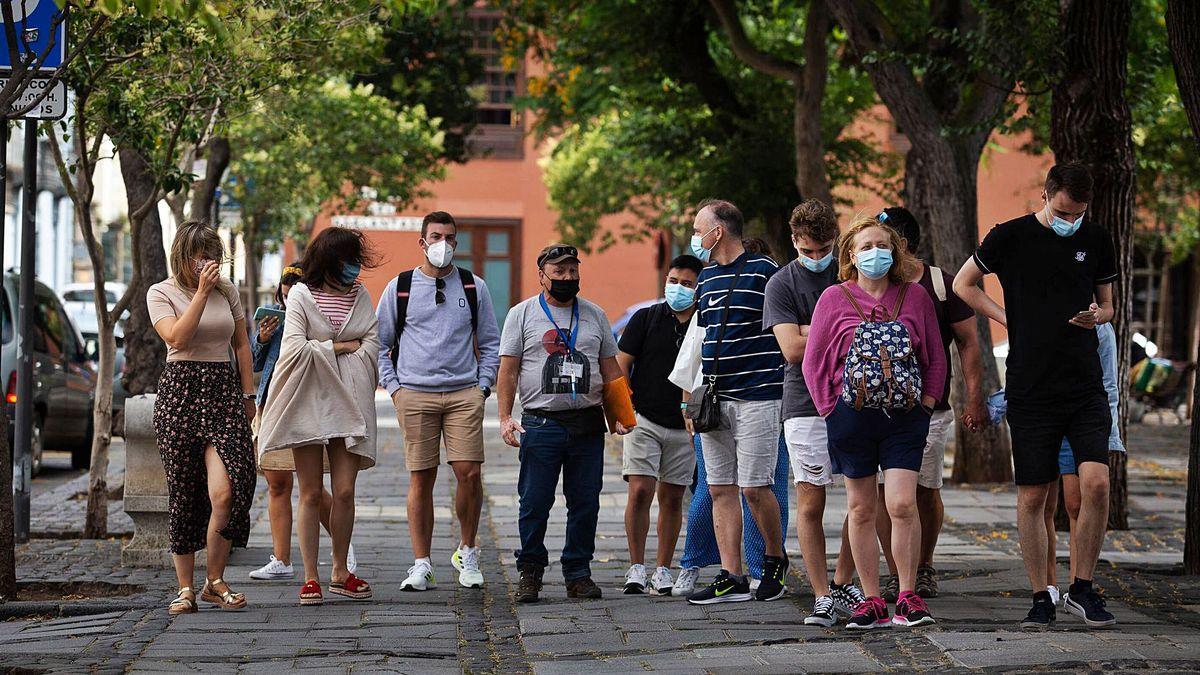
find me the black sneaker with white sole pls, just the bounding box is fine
[687,570,752,605]
[804,595,837,627]
[830,582,866,619]
[755,555,789,601]
[1020,593,1056,629]
[1064,589,1116,627]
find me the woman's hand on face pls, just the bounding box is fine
[257,316,279,343]
[196,261,221,296]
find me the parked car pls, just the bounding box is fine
[61,282,128,416]
[2,273,97,474]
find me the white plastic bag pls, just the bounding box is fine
[669,313,704,393]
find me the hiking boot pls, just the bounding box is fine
[893,590,936,627]
[1064,587,1116,627]
[882,574,900,603]
[1020,591,1056,629]
[830,582,867,619]
[687,569,752,605]
[846,596,891,630]
[566,576,603,599]
[915,565,938,598]
[755,554,789,602]
[515,565,543,604]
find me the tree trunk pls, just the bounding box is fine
[190,136,229,223]
[244,219,262,318]
[1050,0,1135,529]
[1156,248,1171,355]
[793,0,832,207]
[119,148,169,396]
[905,138,1012,483]
[0,409,13,601]
[1166,0,1200,573]
[83,295,117,539]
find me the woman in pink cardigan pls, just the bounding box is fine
[802,215,946,630]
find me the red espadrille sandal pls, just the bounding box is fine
[329,573,373,600]
[299,579,323,606]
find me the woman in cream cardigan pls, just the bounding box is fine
[258,227,380,606]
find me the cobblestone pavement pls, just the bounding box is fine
[2,399,1200,672]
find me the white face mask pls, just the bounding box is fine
[424,240,454,268]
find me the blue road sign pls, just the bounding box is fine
[0,1,67,71]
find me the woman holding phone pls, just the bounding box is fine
[249,266,356,581]
[258,227,380,606]
[147,221,257,615]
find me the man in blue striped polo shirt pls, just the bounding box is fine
[683,199,788,605]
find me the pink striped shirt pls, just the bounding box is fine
[310,284,359,331]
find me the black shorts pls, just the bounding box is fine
[1008,390,1111,485]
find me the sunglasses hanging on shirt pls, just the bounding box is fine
[435,276,446,305]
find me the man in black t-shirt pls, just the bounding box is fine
[617,255,704,596]
[875,207,985,602]
[954,164,1118,629]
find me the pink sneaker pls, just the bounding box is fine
[893,590,936,627]
[846,596,891,630]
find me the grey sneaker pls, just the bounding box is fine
[830,582,866,618]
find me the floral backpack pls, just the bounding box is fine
[838,282,922,411]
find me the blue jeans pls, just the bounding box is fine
[514,413,604,581]
[681,434,789,578]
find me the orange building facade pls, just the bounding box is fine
[310,14,1050,339]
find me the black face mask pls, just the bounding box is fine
[547,278,580,303]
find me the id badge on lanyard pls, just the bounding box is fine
[540,294,580,400]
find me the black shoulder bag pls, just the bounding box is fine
[686,257,748,433]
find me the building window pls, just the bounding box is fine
[468,9,523,159]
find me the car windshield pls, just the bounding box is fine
[63,289,117,304]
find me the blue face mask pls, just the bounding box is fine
[799,251,833,273]
[690,227,718,263]
[1048,207,1084,237]
[855,248,893,280]
[339,262,361,285]
[664,283,696,311]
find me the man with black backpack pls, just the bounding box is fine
[377,211,501,592]
[873,207,987,602]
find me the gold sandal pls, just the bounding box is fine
[169,587,197,615]
[200,578,247,610]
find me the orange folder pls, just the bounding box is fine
[603,376,637,432]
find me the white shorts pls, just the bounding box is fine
[623,414,696,486]
[783,416,837,487]
[700,399,781,488]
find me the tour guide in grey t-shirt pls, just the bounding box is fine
[497,243,630,603]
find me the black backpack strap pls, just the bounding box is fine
[390,270,415,367]
[458,266,479,336]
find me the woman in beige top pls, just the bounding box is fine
[259,226,380,605]
[147,221,257,615]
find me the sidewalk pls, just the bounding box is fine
[1,398,1199,672]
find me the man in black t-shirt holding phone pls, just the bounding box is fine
[954,163,1118,630]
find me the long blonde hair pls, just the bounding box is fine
[170,221,225,290]
[836,214,920,285]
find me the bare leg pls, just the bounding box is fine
[172,553,195,593]
[204,445,234,585]
[1063,470,1092,581]
[451,461,483,548]
[655,483,686,568]
[1071,462,1109,584]
[408,467,438,559]
[1044,480,1060,588]
[293,445,327,583]
[916,486,943,567]
[624,476,657,565]
[844,476,881,597]
[320,487,334,534]
[742,485,783,558]
[1017,482,1054,592]
[796,482,830,593]
[875,482,897,576]
[710,484,744,575]
[264,469,294,565]
[882,469,920,593]
[326,439,360,584]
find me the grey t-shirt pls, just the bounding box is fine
[500,294,618,412]
[762,260,838,419]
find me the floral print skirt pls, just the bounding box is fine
[153,361,256,555]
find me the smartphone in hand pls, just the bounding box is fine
[254,306,286,322]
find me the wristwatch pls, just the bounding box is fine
[481,386,492,399]
[242,392,257,401]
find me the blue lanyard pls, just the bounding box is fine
[539,294,578,353]
[539,294,579,399]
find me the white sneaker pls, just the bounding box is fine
[624,563,648,594]
[347,544,358,575]
[401,560,437,591]
[1047,585,1061,607]
[672,567,699,597]
[649,567,674,596]
[452,546,484,588]
[248,555,293,580]
[749,577,761,591]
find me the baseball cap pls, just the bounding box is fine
[537,244,580,268]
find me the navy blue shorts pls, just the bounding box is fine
[825,399,932,479]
